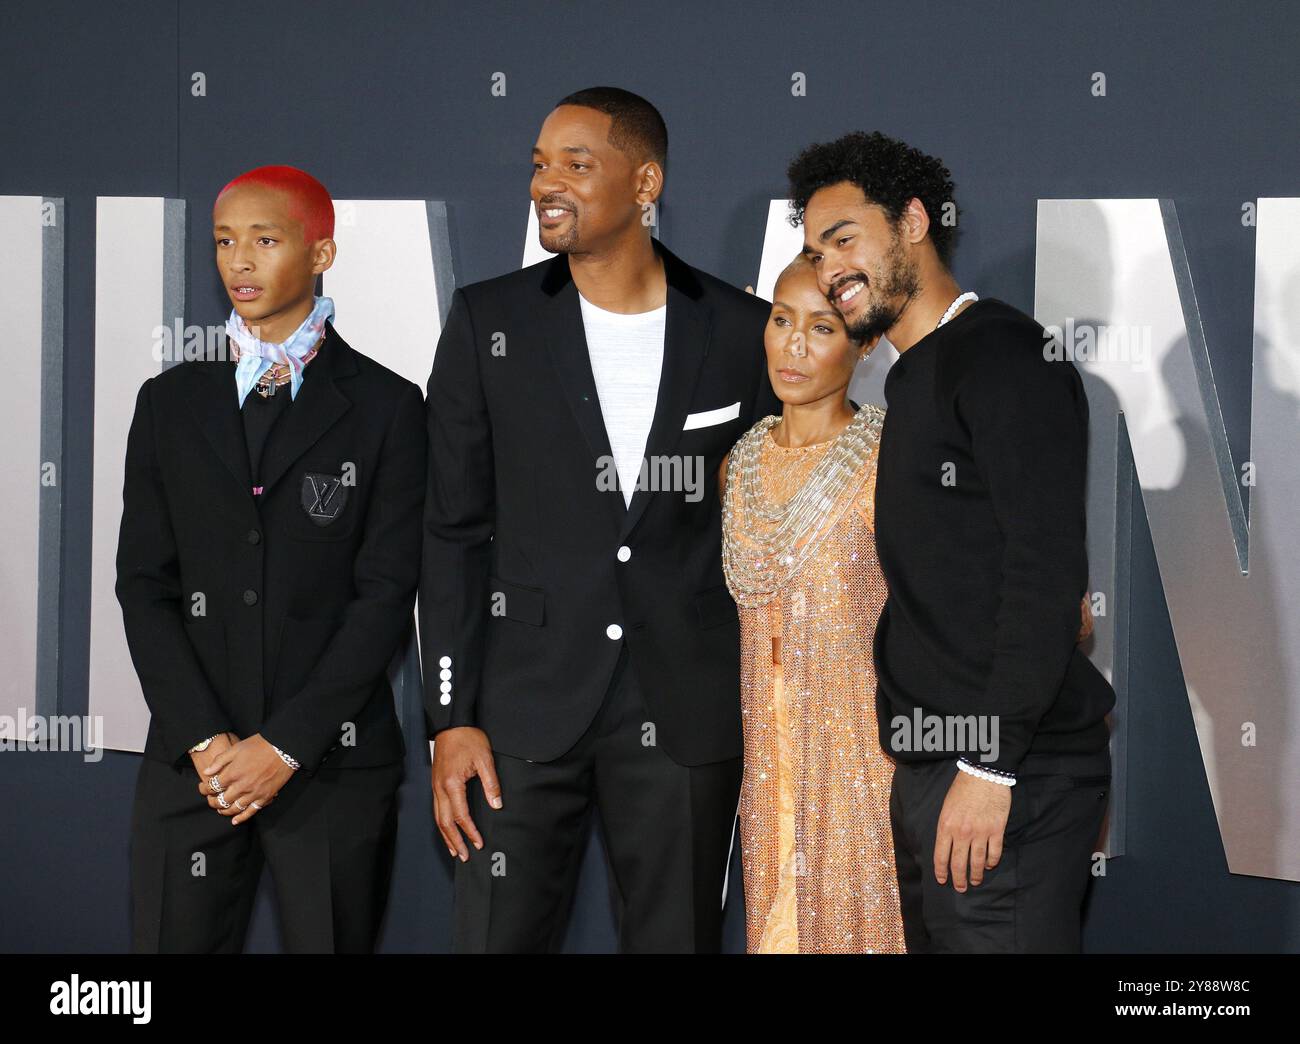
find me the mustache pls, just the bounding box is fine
[828,273,868,302]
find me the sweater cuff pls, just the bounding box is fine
[979,721,1034,775]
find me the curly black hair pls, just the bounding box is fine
[786,131,959,266]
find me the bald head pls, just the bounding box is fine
[773,252,819,298]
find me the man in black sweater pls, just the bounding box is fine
[789,132,1115,953]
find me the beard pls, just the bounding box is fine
[844,233,920,344]
[538,200,580,253]
[540,223,580,253]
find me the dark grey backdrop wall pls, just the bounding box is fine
[2,0,1297,952]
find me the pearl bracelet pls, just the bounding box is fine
[956,757,1016,786]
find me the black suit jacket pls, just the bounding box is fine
[420,239,780,766]
[115,322,425,774]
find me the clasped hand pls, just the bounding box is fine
[194,733,295,825]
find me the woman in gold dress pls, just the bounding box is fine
[721,256,905,953]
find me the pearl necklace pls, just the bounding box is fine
[937,291,979,329]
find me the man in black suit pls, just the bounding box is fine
[422,87,780,952]
[117,165,425,952]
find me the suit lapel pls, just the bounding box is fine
[185,349,253,498]
[540,257,624,532]
[257,321,354,495]
[540,241,712,540]
[619,243,710,540]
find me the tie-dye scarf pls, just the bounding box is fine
[226,295,334,408]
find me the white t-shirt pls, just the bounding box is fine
[578,293,667,507]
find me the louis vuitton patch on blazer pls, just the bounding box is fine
[301,471,348,526]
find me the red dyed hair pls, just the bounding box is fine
[214,165,335,244]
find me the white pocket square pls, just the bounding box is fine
[683,401,741,430]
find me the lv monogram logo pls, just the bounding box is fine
[301,472,348,526]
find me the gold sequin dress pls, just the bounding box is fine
[722,406,906,954]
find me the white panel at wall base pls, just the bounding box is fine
[325,199,454,750]
[1250,198,1300,875]
[0,196,49,720]
[326,200,447,386]
[89,197,181,753]
[1036,197,1300,882]
[754,199,801,304]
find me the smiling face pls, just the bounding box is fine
[531,104,658,254]
[765,258,867,408]
[802,180,919,344]
[212,183,334,342]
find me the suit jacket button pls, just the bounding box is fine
[246,529,261,544]
[242,589,258,606]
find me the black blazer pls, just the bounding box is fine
[420,239,780,766]
[115,322,425,773]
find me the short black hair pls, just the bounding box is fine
[555,86,668,169]
[787,130,959,265]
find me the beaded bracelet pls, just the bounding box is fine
[956,756,1017,786]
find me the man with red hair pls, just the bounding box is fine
[215,164,337,245]
[117,165,425,952]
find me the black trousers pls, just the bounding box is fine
[452,647,743,953]
[889,753,1111,953]
[130,756,402,953]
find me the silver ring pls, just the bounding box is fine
[251,801,263,810]
[208,775,224,794]
[217,793,230,809]
[235,799,247,812]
